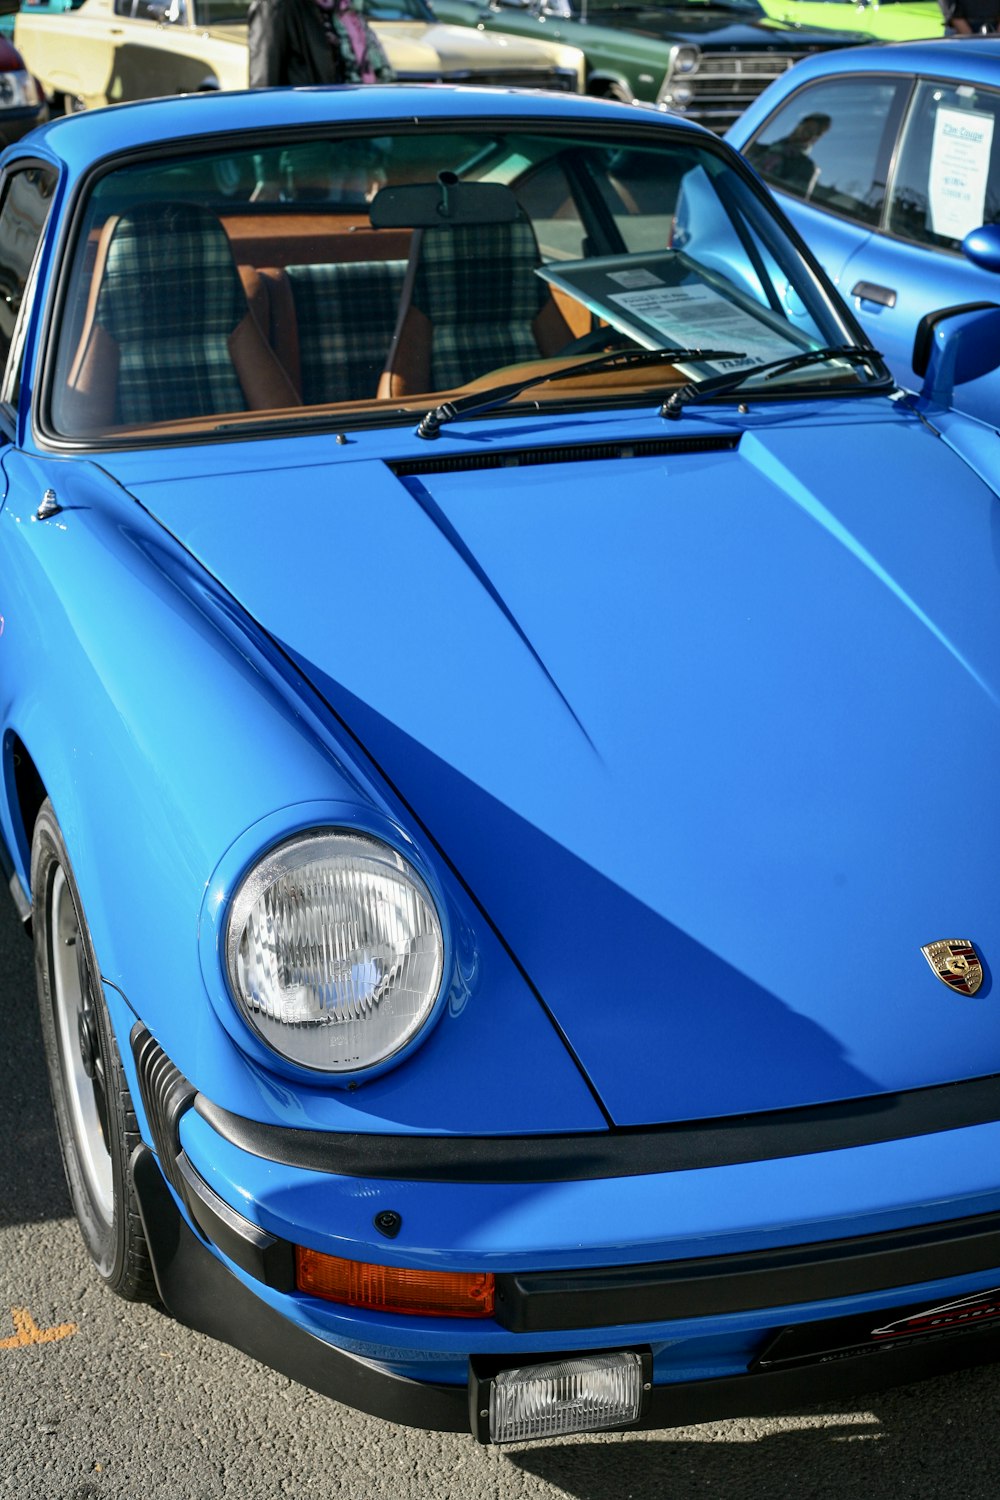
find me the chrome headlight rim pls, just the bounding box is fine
[657,43,700,107]
[205,812,451,1085]
[670,43,700,76]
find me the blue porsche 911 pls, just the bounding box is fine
[5,82,1000,1446]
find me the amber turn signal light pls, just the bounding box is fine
[295,1247,495,1319]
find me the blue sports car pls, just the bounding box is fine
[6,83,1000,1446]
[727,39,1000,424]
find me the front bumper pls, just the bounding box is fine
[132,1145,1000,1440]
[130,1025,1000,1442]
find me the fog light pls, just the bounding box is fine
[487,1352,645,1444]
[296,1246,495,1318]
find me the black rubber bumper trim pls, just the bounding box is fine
[638,1320,1000,1435]
[174,1150,296,1293]
[195,1071,1000,1184]
[131,1144,469,1434]
[132,1143,1000,1440]
[492,1208,1000,1333]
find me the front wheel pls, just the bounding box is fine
[589,80,631,104]
[31,799,155,1301]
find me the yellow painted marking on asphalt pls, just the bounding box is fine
[0,1307,78,1348]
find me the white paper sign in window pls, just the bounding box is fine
[608,283,796,372]
[929,107,995,241]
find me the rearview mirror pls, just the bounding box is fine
[370,175,519,229]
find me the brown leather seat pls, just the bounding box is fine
[378,216,572,399]
[63,201,299,431]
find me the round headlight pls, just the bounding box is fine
[661,83,694,110]
[670,44,700,75]
[225,831,444,1074]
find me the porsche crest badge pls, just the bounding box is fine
[921,940,984,996]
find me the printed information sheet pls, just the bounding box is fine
[607,283,796,371]
[929,107,994,241]
[537,252,804,373]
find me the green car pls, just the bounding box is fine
[431,0,873,129]
[756,0,942,41]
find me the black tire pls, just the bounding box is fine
[590,80,631,104]
[31,798,155,1301]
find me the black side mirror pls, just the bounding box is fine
[912,301,1000,404]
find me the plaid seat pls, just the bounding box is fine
[286,260,406,404]
[412,219,549,391]
[95,202,250,424]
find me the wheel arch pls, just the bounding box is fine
[585,70,633,102]
[2,728,47,909]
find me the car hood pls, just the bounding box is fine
[377,21,567,72]
[127,411,1000,1127]
[211,19,565,72]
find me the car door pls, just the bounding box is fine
[839,76,1000,418]
[741,73,911,291]
[109,0,222,101]
[13,0,119,109]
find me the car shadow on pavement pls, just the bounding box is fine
[504,1366,1000,1499]
[0,901,72,1227]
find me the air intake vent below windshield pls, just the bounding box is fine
[389,434,739,479]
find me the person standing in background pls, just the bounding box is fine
[248,0,394,87]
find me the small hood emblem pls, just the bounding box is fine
[921,939,983,995]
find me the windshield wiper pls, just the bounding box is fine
[661,344,889,420]
[416,346,747,440]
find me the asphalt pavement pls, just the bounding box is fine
[3,892,1000,1500]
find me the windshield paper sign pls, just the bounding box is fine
[929,107,994,240]
[608,283,795,372]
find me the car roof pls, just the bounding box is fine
[7,84,705,177]
[760,35,1000,87]
[724,37,1000,145]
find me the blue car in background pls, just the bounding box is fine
[727,39,1000,423]
[7,83,1000,1446]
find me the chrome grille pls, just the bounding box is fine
[397,68,578,92]
[689,51,810,132]
[453,69,579,91]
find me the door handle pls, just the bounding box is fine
[850,280,897,309]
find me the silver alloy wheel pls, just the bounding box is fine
[49,863,114,1222]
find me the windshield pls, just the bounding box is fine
[50,123,876,443]
[190,0,250,23]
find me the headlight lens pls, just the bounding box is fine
[660,83,694,110]
[0,70,41,109]
[226,831,444,1073]
[670,44,700,75]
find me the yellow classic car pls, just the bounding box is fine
[13,0,585,112]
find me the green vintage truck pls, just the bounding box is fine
[431,0,939,129]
